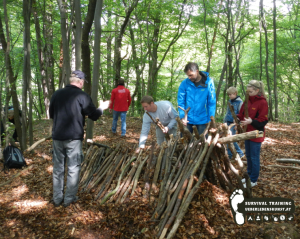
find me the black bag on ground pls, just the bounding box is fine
[3,146,26,172]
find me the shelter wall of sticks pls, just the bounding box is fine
[79,116,263,239]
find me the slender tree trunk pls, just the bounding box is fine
[273,0,278,119]
[43,2,55,116]
[216,57,227,102]
[81,0,96,95]
[206,0,223,72]
[0,8,23,151]
[74,0,82,70]
[86,0,103,140]
[113,0,139,86]
[106,11,112,97]
[33,0,49,118]
[57,0,71,88]
[260,0,273,120]
[21,0,32,150]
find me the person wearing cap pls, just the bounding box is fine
[49,70,110,207]
[109,78,132,136]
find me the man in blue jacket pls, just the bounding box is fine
[177,62,216,134]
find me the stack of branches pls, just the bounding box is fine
[79,142,151,205]
[79,117,263,239]
[150,116,264,239]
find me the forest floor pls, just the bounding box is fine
[0,115,300,239]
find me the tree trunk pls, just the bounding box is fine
[43,3,55,116]
[113,0,139,85]
[33,0,49,118]
[0,8,23,151]
[81,0,96,95]
[74,0,82,71]
[206,0,223,72]
[260,0,273,120]
[86,0,103,140]
[57,0,71,88]
[273,0,278,120]
[21,0,32,151]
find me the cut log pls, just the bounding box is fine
[217,130,263,144]
[276,159,300,164]
[263,165,300,170]
[86,139,110,148]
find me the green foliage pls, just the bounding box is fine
[0,0,300,123]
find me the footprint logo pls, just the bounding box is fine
[230,189,245,225]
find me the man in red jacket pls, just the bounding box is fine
[109,79,132,136]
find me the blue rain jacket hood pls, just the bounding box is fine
[177,71,216,125]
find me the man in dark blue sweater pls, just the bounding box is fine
[49,70,109,207]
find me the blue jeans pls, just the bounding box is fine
[245,140,262,183]
[112,110,127,136]
[187,123,207,135]
[226,122,244,158]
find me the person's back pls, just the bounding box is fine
[49,70,110,208]
[50,85,101,140]
[109,79,131,136]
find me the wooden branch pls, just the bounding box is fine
[0,165,34,187]
[146,112,170,141]
[192,126,200,139]
[178,106,190,123]
[276,159,300,164]
[243,90,249,132]
[263,165,300,170]
[217,130,263,144]
[24,136,52,152]
[86,139,110,148]
[175,117,192,142]
[209,116,217,129]
[228,102,243,134]
[100,155,137,204]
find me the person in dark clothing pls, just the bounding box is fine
[7,107,22,142]
[49,70,110,207]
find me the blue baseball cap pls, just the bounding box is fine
[72,70,88,83]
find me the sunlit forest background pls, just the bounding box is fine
[0,0,299,150]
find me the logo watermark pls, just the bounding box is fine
[230,189,295,225]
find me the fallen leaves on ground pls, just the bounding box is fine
[0,116,299,238]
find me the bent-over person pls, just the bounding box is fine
[136,96,178,153]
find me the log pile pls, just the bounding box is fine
[79,117,263,239]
